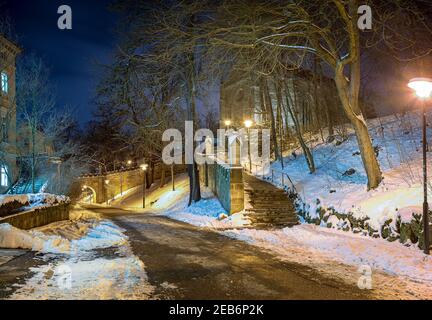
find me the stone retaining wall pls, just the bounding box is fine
[0,203,70,230]
[78,164,186,204]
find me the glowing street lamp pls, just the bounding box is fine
[244,120,253,129]
[141,164,148,209]
[408,78,432,99]
[105,180,112,204]
[224,120,231,130]
[244,120,253,172]
[127,160,132,166]
[408,77,432,254]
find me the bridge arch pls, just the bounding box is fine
[81,185,97,203]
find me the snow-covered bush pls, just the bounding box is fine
[295,196,428,250]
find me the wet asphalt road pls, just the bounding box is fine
[98,208,371,300]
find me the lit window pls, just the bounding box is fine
[0,165,8,187]
[1,72,8,93]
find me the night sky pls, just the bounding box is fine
[3,0,118,125]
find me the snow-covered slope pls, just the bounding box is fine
[271,112,431,234]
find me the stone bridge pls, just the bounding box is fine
[77,164,185,204]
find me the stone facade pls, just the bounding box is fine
[0,35,21,193]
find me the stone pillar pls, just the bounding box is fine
[229,167,244,214]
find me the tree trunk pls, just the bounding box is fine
[274,79,285,168]
[334,62,382,189]
[31,124,36,193]
[147,162,154,188]
[284,78,316,173]
[262,78,281,164]
[324,89,335,138]
[187,63,201,206]
[171,164,175,191]
[159,164,166,188]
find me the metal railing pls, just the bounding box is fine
[243,160,302,202]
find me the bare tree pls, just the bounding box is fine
[16,54,55,193]
[201,0,383,188]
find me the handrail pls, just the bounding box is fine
[243,160,302,203]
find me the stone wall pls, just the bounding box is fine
[201,161,244,214]
[78,164,186,204]
[0,203,70,230]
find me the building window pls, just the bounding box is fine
[0,165,8,187]
[1,72,8,93]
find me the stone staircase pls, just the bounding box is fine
[243,173,299,229]
[7,176,47,194]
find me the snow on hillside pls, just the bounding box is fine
[270,112,431,231]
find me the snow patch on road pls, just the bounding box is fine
[3,205,154,300]
[10,248,153,300]
[0,221,127,254]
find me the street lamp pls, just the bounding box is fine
[105,180,111,204]
[244,120,253,172]
[140,164,148,209]
[224,120,231,130]
[408,77,432,254]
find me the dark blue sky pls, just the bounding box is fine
[3,0,118,125]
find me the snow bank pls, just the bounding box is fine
[71,221,127,252]
[0,221,128,254]
[10,252,153,300]
[0,193,70,216]
[0,223,70,254]
[28,193,70,207]
[225,224,432,284]
[0,194,29,206]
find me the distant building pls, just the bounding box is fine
[0,35,21,192]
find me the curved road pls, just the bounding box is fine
[97,207,370,300]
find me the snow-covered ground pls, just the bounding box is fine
[0,193,69,207]
[111,113,432,298]
[116,173,251,229]
[0,205,154,300]
[224,224,432,299]
[270,112,431,231]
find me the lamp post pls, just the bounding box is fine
[141,164,148,209]
[171,164,175,191]
[105,179,111,204]
[244,120,253,172]
[224,120,231,131]
[120,166,124,196]
[408,77,432,254]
